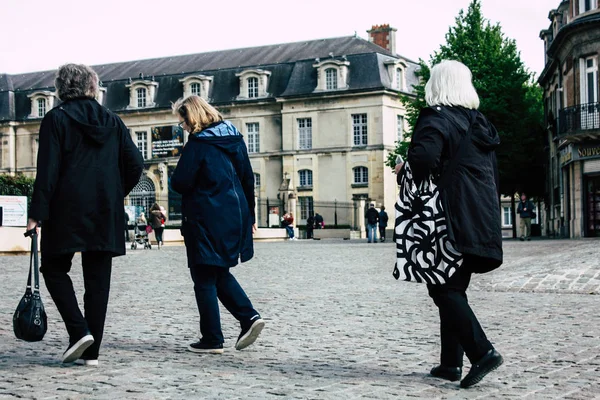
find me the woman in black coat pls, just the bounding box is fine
[171,95,265,354]
[397,60,504,388]
[27,64,144,365]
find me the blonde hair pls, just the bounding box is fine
[172,95,222,133]
[425,60,480,109]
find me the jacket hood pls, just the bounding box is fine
[446,107,500,152]
[58,98,120,145]
[191,121,245,154]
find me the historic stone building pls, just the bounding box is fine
[540,0,600,237]
[0,25,417,229]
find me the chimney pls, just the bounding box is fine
[367,24,397,54]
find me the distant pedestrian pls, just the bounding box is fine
[149,203,166,249]
[124,210,130,242]
[314,213,324,229]
[171,95,264,354]
[282,211,296,240]
[378,206,389,242]
[306,213,315,239]
[517,193,535,241]
[399,60,503,388]
[27,63,143,366]
[365,204,379,243]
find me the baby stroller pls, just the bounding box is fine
[131,224,152,250]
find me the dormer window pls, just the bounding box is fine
[236,70,271,100]
[248,77,259,98]
[137,88,147,108]
[313,58,350,92]
[27,91,55,118]
[179,75,213,99]
[325,68,338,90]
[37,98,46,116]
[126,78,158,109]
[385,58,408,91]
[191,83,201,96]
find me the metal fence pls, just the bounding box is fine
[558,102,600,136]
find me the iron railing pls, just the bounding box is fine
[558,102,600,137]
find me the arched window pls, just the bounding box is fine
[298,169,313,188]
[136,88,147,108]
[37,98,46,117]
[353,166,368,185]
[247,77,259,98]
[254,173,261,188]
[396,68,404,90]
[190,82,201,96]
[325,68,338,90]
[129,176,156,214]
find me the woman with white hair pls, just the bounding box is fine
[396,60,503,388]
[28,63,144,365]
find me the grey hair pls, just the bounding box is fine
[425,60,480,109]
[54,63,99,101]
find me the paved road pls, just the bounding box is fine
[0,239,599,399]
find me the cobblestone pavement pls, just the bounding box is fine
[0,239,599,400]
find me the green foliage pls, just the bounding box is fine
[0,174,35,211]
[388,0,546,198]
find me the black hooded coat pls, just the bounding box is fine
[29,98,144,256]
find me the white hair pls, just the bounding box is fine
[425,60,480,109]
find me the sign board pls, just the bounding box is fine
[0,196,28,227]
[151,125,184,159]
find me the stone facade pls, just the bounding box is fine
[0,28,416,228]
[539,0,600,237]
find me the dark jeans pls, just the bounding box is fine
[154,227,164,243]
[379,226,386,240]
[306,228,314,239]
[427,259,493,367]
[41,251,112,359]
[285,225,294,239]
[190,265,258,345]
[125,228,129,242]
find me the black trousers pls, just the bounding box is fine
[41,251,112,359]
[154,227,164,243]
[379,226,386,240]
[190,265,258,345]
[427,258,493,367]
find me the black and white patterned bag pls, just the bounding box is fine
[393,109,475,285]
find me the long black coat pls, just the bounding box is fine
[406,106,503,270]
[30,98,144,256]
[171,121,255,269]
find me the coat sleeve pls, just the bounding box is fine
[171,141,202,195]
[236,142,256,225]
[120,121,144,196]
[29,112,61,221]
[407,109,447,184]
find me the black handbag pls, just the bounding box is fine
[13,229,47,342]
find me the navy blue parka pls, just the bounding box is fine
[171,121,255,268]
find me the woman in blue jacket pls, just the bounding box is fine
[171,96,264,354]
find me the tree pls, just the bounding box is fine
[388,0,546,215]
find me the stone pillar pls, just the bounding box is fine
[7,124,16,176]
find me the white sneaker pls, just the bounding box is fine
[62,334,95,363]
[75,359,99,366]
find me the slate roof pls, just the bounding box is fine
[0,36,419,121]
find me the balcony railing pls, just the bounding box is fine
[558,102,600,137]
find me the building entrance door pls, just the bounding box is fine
[586,175,600,237]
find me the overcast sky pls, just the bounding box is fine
[1,0,559,77]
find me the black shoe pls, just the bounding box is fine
[430,365,462,382]
[188,341,224,354]
[527,237,531,241]
[63,334,95,363]
[519,237,525,241]
[460,349,504,388]
[236,315,265,350]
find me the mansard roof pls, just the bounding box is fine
[0,35,419,121]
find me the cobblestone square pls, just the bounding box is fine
[1,239,599,399]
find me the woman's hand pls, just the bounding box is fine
[395,162,404,174]
[252,224,257,235]
[26,218,39,234]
